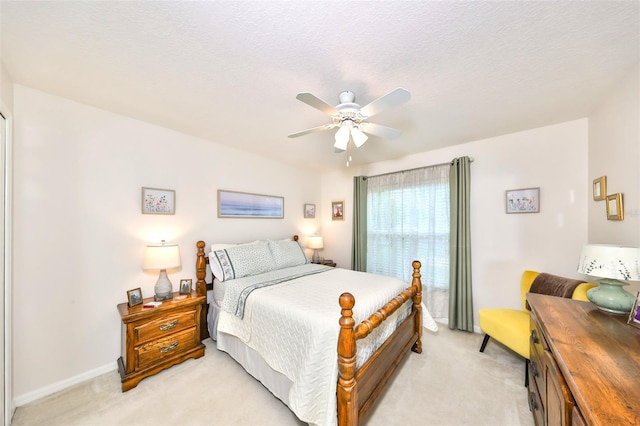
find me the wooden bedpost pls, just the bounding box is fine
[411,260,423,354]
[337,292,358,426]
[196,241,208,341]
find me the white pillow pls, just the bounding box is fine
[209,243,236,279]
[212,240,275,281]
[268,239,308,269]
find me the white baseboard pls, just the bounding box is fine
[14,362,117,407]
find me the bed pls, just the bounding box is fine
[195,236,436,426]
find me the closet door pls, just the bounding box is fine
[0,112,6,426]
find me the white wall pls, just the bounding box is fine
[588,64,639,245]
[588,63,640,294]
[322,119,589,325]
[11,85,322,402]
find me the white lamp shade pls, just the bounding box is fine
[577,244,640,281]
[306,235,324,250]
[351,128,368,147]
[143,243,181,270]
[334,125,350,151]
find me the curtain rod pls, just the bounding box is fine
[366,156,474,179]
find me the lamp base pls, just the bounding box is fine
[154,269,174,301]
[312,249,320,264]
[587,278,635,315]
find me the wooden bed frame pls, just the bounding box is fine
[195,237,423,426]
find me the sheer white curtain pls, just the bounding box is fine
[366,165,450,320]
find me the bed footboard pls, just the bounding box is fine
[337,260,423,426]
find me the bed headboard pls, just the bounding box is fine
[195,235,301,294]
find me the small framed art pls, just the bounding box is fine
[304,203,316,219]
[179,279,192,294]
[332,201,344,220]
[142,187,175,215]
[593,176,607,201]
[127,288,143,307]
[506,187,540,214]
[606,193,624,220]
[627,291,640,329]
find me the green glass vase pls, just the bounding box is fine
[586,278,635,315]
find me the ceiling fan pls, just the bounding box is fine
[288,88,411,152]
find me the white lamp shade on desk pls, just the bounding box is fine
[144,241,181,301]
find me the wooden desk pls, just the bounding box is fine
[527,293,640,425]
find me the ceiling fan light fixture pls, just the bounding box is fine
[351,128,368,147]
[334,121,351,150]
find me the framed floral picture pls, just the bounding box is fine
[142,187,175,215]
[506,187,540,214]
[304,203,316,219]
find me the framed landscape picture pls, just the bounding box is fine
[218,190,284,219]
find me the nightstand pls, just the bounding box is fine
[117,291,206,391]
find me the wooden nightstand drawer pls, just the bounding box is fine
[136,326,198,369]
[134,308,197,344]
[117,291,206,391]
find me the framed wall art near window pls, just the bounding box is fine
[218,190,284,218]
[506,187,540,214]
[593,176,607,201]
[332,201,344,220]
[304,203,316,219]
[142,187,175,215]
[127,288,143,307]
[606,193,624,220]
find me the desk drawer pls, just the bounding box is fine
[135,327,198,369]
[133,308,198,344]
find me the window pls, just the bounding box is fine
[366,164,450,319]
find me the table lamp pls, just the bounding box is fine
[306,235,323,264]
[144,240,181,301]
[577,244,640,314]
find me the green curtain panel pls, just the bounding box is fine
[449,156,474,331]
[351,176,368,271]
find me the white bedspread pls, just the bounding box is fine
[217,265,436,426]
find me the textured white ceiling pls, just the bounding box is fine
[1,1,638,171]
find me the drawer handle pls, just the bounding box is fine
[531,360,540,378]
[159,341,179,353]
[529,392,539,411]
[159,320,178,331]
[530,329,539,344]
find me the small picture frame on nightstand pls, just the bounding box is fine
[627,291,640,329]
[127,288,143,307]
[179,279,192,294]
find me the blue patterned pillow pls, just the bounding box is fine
[212,241,275,281]
[268,239,309,269]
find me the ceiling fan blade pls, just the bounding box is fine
[288,124,335,138]
[295,93,339,115]
[360,87,410,118]
[360,122,403,139]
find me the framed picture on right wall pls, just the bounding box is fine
[332,201,344,220]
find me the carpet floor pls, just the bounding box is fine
[11,326,534,426]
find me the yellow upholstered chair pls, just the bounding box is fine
[478,270,595,385]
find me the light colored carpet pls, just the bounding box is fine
[11,326,534,426]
